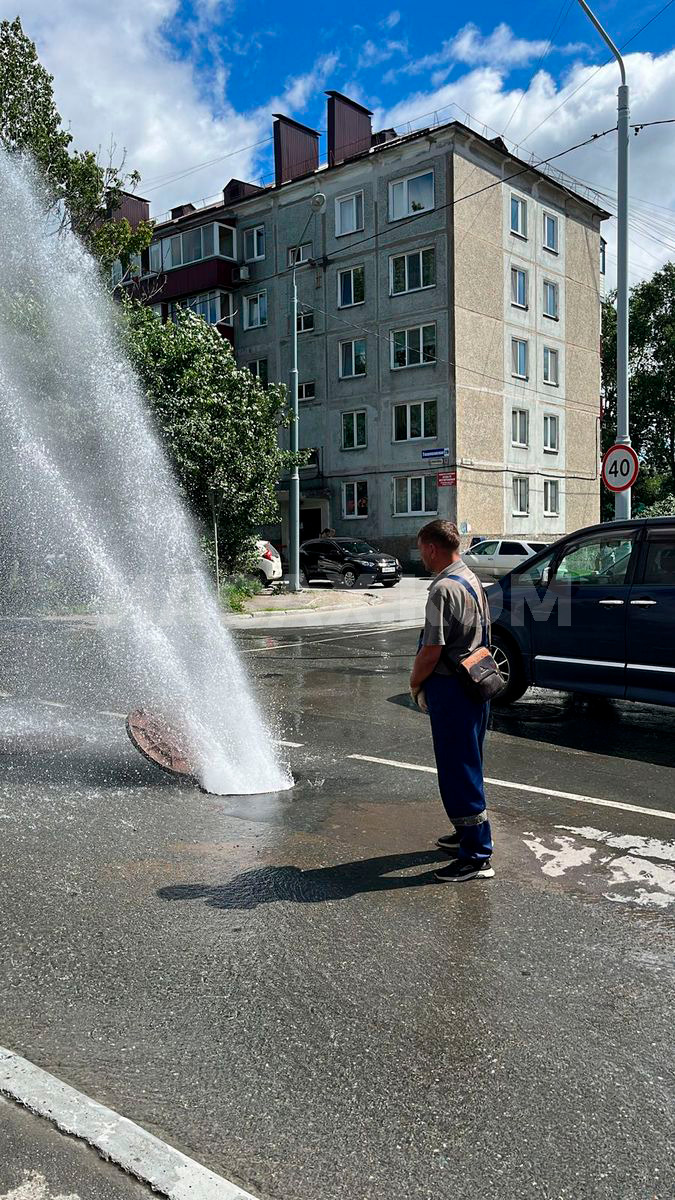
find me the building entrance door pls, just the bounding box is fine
[300,507,323,541]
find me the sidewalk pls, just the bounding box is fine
[223,576,427,629]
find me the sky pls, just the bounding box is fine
[5,0,675,283]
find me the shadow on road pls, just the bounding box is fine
[158,849,446,910]
[489,692,675,768]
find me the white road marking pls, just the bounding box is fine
[276,739,304,748]
[0,1047,259,1200]
[523,827,675,908]
[97,709,127,719]
[34,700,68,709]
[347,754,675,822]
[240,623,414,654]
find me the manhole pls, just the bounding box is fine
[126,708,197,781]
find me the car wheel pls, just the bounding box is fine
[342,567,358,588]
[382,580,398,588]
[490,631,527,705]
[257,570,270,586]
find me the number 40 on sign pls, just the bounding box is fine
[602,443,639,493]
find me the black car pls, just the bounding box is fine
[488,517,675,708]
[300,538,402,588]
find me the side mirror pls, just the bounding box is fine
[541,566,551,585]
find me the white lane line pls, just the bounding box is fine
[276,739,304,748]
[98,709,128,719]
[241,622,415,654]
[348,754,675,822]
[34,699,68,709]
[0,1047,259,1200]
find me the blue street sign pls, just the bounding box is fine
[421,447,449,459]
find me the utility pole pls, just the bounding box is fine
[576,0,630,519]
[288,192,326,592]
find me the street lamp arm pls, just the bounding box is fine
[576,0,626,84]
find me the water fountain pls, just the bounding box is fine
[0,150,292,796]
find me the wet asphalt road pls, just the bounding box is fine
[0,617,674,1200]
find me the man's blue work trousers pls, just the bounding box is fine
[424,672,493,863]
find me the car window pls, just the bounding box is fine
[301,541,319,552]
[514,549,556,586]
[527,542,549,552]
[470,540,499,556]
[501,541,527,556]
[643,533,675,585]
[555,535,635,586]
[336,540,376,554]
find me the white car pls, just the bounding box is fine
[462,538,550,581]
[256,540,283,586]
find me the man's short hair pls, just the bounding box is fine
[417,520,461,553]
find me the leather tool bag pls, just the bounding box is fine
[447,577,506,703]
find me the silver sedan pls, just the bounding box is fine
[462,538,550,581]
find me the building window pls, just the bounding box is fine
[510,195,527,238]
[543,346,559,386]
[298,381,315,401]
[248,359,268,387]
[336,191,364,237]
[389,170,434,221]
[149,222,235,273]
[169,290,232,325]
[600,237,607,276]
[512,476,530,516]
[340,338,367,378]
[511,408,529,448]
[342,410,367,450]
[390,247,435,294]
[543,279,559,320]
[244,290,267,330]
[394,475,438,516]
[544,413,560,453]
[244,225,265,262]
[343,479,368,518]
[391,323,436,369]
[300,449,321,473]
[338,265,365,308]
[288,242,312,267]
[511,337,528,379]
[394,400,437,442]
[544,479,560,516]
[511,267,528,308]
[297,306,314,333]
[543,213,559,252]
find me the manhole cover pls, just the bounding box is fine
[126,709,197,780]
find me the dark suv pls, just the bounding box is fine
[488,517,675,708]
[300,538,402,588]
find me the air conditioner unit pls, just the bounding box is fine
[233,265,250,283]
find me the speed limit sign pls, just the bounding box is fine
[602,443,639,492]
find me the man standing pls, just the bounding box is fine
[410,519,494,882]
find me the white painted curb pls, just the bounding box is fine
[0,1048,259,1200]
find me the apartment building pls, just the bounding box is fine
[132,92,608,562]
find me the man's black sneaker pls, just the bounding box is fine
[435,859,495,882]
[436,832,461,853]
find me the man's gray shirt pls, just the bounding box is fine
[421,561,490,677]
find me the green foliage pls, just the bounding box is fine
[602,262,675,517]
[220,576,262,613]
[123,300,302,570]
[636,494,675,518]
[0,17,152,272]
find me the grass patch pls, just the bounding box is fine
[220,575,262,613]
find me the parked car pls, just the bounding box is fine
[300,537,402,588]
[488,517,675,708]
[462,538,551,580]
[256,540,283,586]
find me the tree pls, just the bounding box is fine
[123,301,301,572]
[0,17,152,272]
[601,263,675,516]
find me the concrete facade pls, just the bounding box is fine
[142,118,607,563]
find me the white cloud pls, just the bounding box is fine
[373,50,675,285]
[381,11,400,30]
[450,22,551,67]
[8,1,338,216]
[358,39,407,69]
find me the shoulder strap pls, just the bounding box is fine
[446,574,490,648]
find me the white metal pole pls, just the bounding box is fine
[575,0,630,520]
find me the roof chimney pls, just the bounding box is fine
[326,91,373,166]
[273,115,319,187]
[171,203,196,219]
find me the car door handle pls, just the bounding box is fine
[598,599,624,606]
[630,599,657,607]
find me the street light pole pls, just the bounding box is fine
[576,0,630,519]
[288,193,326,593]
